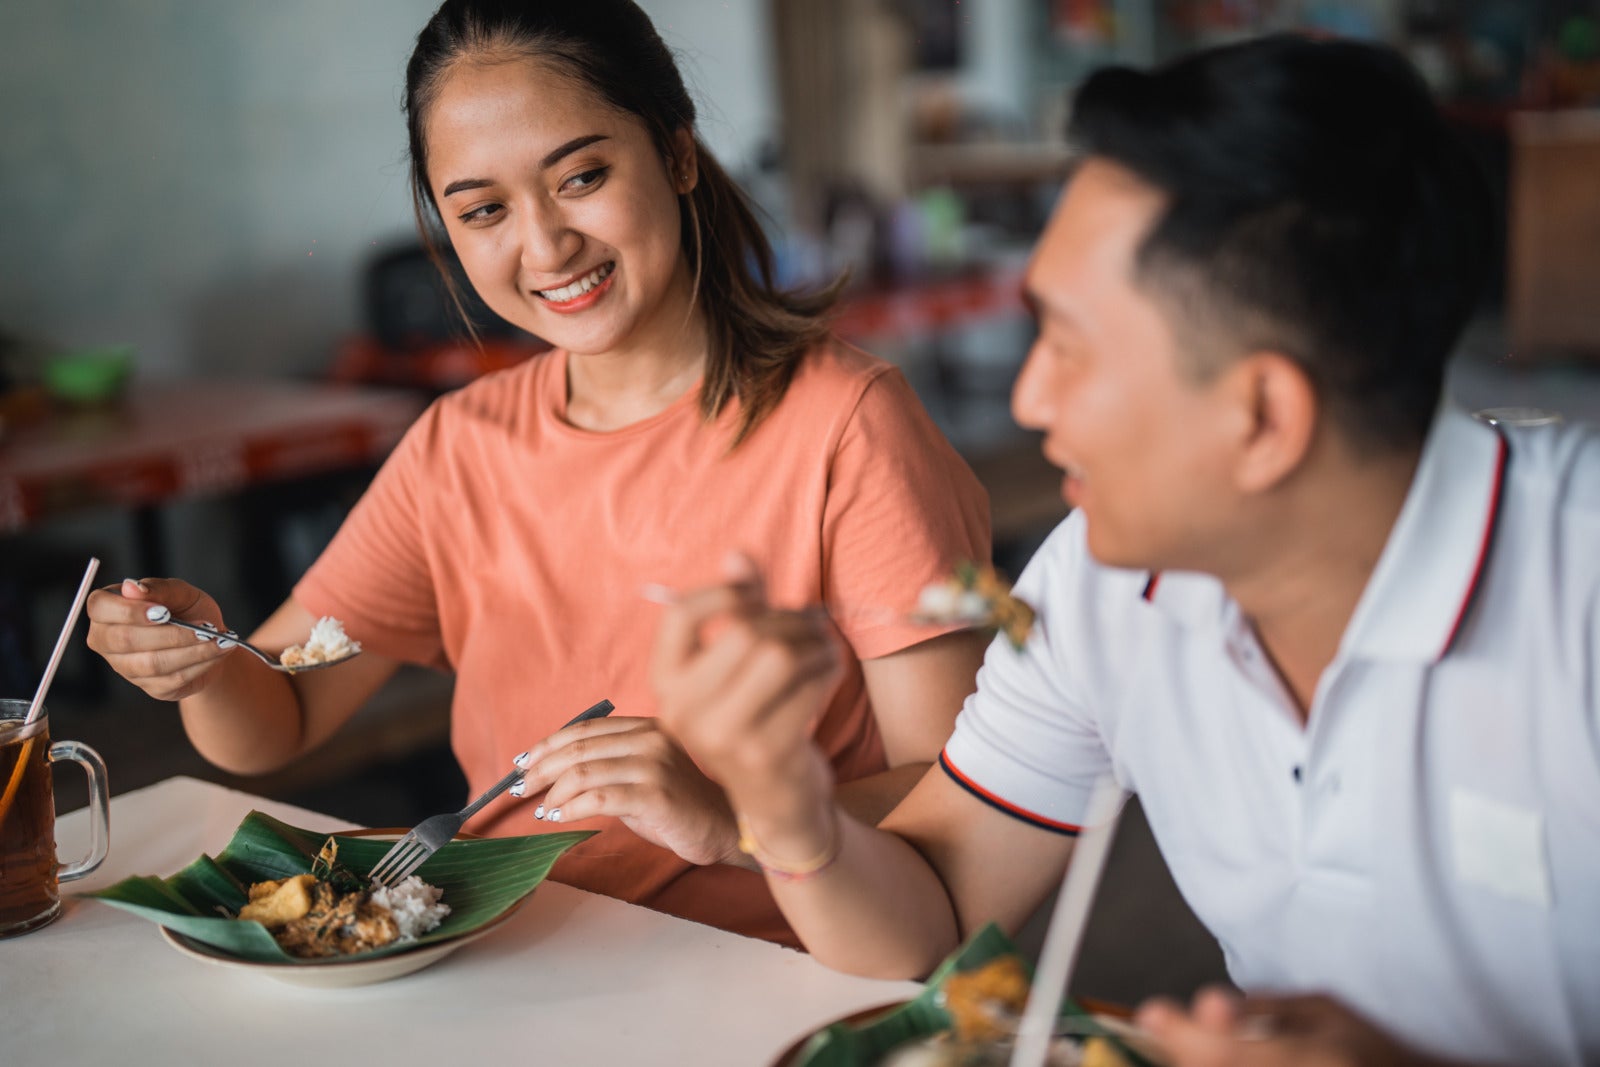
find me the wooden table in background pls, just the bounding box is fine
[0,378,426,571]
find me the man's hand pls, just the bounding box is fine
[650,555,842,822]
[1137,988,1457,1067]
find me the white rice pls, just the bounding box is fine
[281,616,362,667]
[368,876,450,940]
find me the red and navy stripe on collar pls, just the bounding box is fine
[1438,427,1509,660]
[938,750,1082,836]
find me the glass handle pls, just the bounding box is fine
[49,740,109,882]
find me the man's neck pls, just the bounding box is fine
[1220,444,1421,721]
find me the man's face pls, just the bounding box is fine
[1012,159,1243,571]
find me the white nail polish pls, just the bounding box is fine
[145,605,171,623]
[548,809,562,823]
[513,751,531,769]
[216,638,237,650]
[509,780,526,798]
[534,805,545,820]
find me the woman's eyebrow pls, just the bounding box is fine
[441,134,612,198]
[541,133,608,169]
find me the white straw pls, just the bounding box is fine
[1009,775,1129,1067]
[24,557,101,727]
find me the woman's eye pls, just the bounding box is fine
[562,167,608,193]
[457,203,503,224]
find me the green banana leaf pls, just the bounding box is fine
[79,810,595,964]
[793,923,1151,1067]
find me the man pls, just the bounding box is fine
[652,34,1600,1067]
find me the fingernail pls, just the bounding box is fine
[123,578,149,593]
[513,751,531,769]
[533,805,545,820]
[509,780,526,798]
[145,605,171,623]
[547,808,562,823]
[216,638,237,650]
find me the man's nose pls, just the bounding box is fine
[1010,344,1054,431]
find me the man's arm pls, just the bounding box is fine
[651,578,1073,978]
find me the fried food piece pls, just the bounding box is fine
[1081,1036,1134,1067]
[916,563,1036,650]
[271,880,400,959]
[238,874,316,928]
[942,954,1033,1043]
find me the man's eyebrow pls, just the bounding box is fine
[441,134,611,198]
[1022,285,1085,332]
[1020,287,1042,323]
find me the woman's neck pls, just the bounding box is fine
[563,266,710,432]
[564,343,705,431]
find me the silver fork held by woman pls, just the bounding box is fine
[367,698,615,889]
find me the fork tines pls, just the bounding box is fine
[367,833,428,889]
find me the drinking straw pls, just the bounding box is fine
[0,557,101,827]
[1009,775,1129,1067]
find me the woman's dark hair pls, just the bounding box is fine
[1069,34,1494,451]
[404,0,842,443]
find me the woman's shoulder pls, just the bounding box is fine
[425,349,561,429]
[785,335,903,406]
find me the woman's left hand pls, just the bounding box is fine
[513,715,742,867]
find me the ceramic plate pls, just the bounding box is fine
[158,902,515,988]
[83,814,593,983]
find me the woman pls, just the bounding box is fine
[85,0,990,946]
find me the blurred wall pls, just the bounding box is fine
[0,0,773,379]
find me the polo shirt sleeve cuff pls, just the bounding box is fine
[938,742,1088,836]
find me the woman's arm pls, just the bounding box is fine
[833,629,988,825]
[87,578,398,775]
[177,594,401,775]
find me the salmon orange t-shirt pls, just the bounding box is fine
[294,339,989,945]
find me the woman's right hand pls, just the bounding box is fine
[85,578,235,701]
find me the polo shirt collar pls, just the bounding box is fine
[1138,404,1509,664]
[1140,568,1229,631]
[1338,403,1508,663]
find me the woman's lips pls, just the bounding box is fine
[535,261,615,312]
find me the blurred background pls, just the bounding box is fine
[4,0,1599,1003]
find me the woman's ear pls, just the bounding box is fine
[670,127,699,195]
[1229,351,1318,494]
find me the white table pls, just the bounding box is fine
[1,777,921,1065]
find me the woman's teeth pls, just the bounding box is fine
[538,262,613,302]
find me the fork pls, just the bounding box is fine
[367,698,615,888]
[143,605,358,674]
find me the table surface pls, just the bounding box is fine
[0,379,426,532]
[2,777,921,1065]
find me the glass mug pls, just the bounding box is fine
[0,699,109,937]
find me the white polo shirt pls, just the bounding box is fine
[941,404,1600,1066]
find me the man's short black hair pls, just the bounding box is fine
[1069,34,1494,451]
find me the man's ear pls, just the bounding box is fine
[670,127,699,195]
[1228,351,1318,494]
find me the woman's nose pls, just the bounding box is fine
[518,199,581,276]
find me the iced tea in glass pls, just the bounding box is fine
[0,700,108,937]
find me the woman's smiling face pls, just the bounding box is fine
[422,56,696,357]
